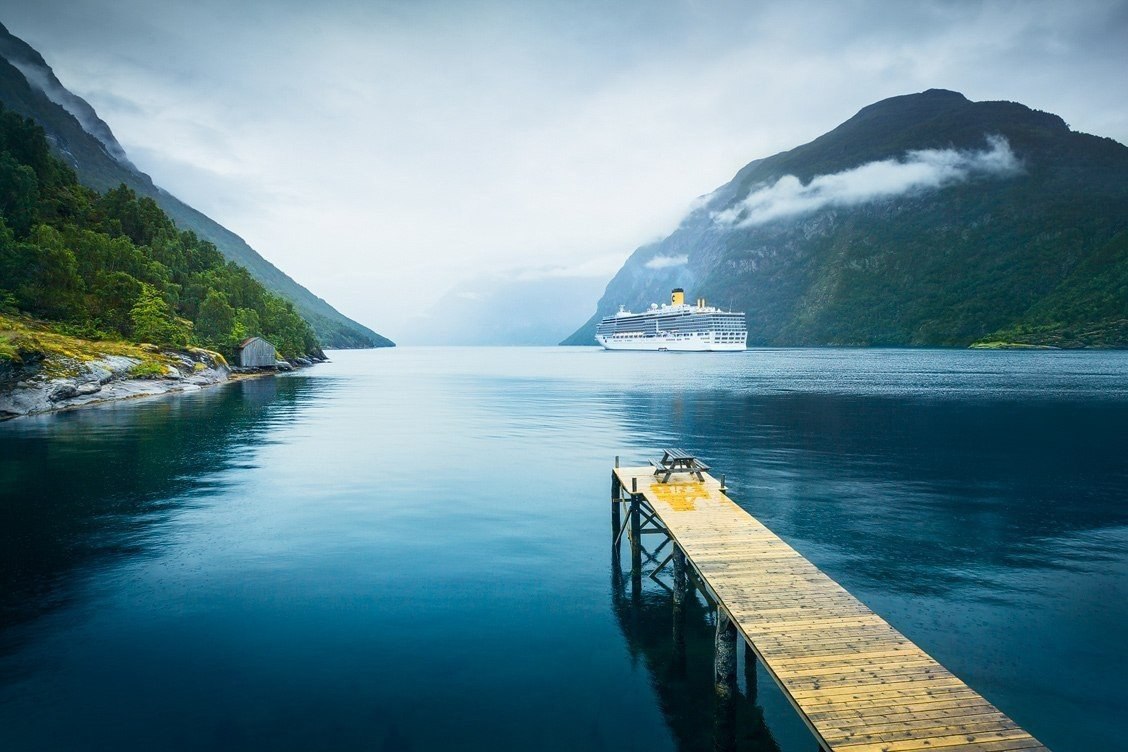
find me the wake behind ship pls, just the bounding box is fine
[595,289,747,351]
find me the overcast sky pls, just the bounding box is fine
[3,0,1127,339]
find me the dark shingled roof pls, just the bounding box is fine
[237,336,267,350]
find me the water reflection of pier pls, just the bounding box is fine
[611,506,781,752]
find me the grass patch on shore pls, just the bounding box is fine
[0,313,167,377]
[1,314,152,360]
[1,314,229,383]
[129,361,167,379]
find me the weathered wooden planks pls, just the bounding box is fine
[613,466,1049,752]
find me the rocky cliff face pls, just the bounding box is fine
[566,90,1128,348]
[0,22,392,349]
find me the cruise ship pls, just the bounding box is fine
[595,289,747,351]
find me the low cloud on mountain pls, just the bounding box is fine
[713,135,1021,228]
[644,254,689,269]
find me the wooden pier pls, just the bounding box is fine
[612,458,1049,752]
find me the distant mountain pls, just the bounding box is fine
[0,22,391,348]
[565,90,1128,348]
[406,273,608,345]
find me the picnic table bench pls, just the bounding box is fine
[650,447,709,483]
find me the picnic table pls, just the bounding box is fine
[651,448,710,483]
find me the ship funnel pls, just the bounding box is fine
[671,288,685,306]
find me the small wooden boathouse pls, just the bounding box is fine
[235,336,277,368]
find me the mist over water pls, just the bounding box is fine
[1,348,1125,751]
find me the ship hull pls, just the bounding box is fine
[596,334,746,352]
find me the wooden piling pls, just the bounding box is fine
[611,471,622,541]
[744,641,757,703]
[672,547,686,604]
[715,608,737,698]
[672,545,687,675]
[629,485,642,596]
[714,608,738,752]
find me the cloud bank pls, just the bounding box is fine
[510,254,628,281]
[713,135,1021,228]
[644,254,689,270]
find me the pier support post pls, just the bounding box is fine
[744,640,758,704]
[672,546,687,603]
[611,470,622,542]
[715,608,737,697]
[629,481,641,558]
[671,546,687,676]
[629,482,642,597]
[714,608,738,752]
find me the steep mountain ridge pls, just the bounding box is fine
[566,90,1128,347]
[0,22,391,348]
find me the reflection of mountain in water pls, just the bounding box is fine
[610,548,781,752]
[0,378,323,656]
[613,389,1128,594]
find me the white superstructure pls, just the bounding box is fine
[595,289,747,351]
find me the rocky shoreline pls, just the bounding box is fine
[0,348,320,420]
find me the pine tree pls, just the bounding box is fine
[130,284,189,347]
[195,290,236,346]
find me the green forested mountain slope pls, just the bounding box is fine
[0,22,391,348]
[566,90,1128,347]
[0,105,322,359]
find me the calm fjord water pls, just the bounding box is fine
[1,347,1126,751]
